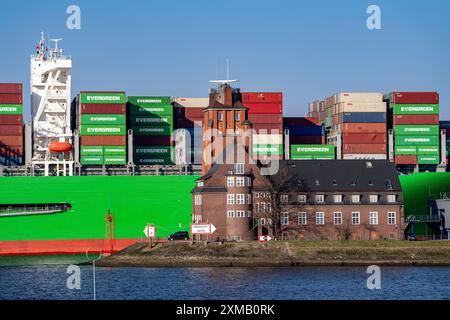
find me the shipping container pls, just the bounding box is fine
[392,104,439,115]
[342,133,387,144]
[0,155,23,166]
[394,125,439,135]
[175,107,204,118]
[134,157,173,165]
[283,117,318,127]
[417,146,440,155]
[395,136,439,146]
[284,125,323,136]
[80,125,126,136]
[130,116,173,126]
[335,102,386,113]
[341,112,386,123]
[387,92,439,105]
[252,144,283,155]
[418,155,439,165]
[244,102,282,114]
[0,104,22,115]
[242,92,282,104]
[248,114,283,124]
[0,125,22,135]
[393,114,439,125]
[0,94,22,104]
[134,146,172,156]
[132,126,173,136]
[339,123,386,133]
[0,136,23,146]
[80,146,104,155]
[172,97,209,109]
[174,118,203,129]
[79,92,126,104]
[343,144,386,154]
[342,154,387,160]
[103,146,127,155]
[80,136,126,146]
[291,154,314,160]
[252,134,283,145]
[127,96,171,106]
[104,155,127,165]
[81,104,126,114]
[128,104,173,116]
[0,144,23,154]
[394,155,418,165]
[0,83,22,94]
[394,146,417,155]
[335,92,383,104]
[291,144,335,155]
[133,136,172,146]
[289,136,323,144]
[251,123,283,132]
[80,114,126,125]
[80,155,104,165]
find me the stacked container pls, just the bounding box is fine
[385,92,440,166]
[290,144,335,160]
[325,92,387,160]
[241,92,283,160]
[172,97,207,164]
[75,92,127,165]
[283,117,324,145]
[0,84,23,166]
[127,96,173,165]
[440,121,450,166]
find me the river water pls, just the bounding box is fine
[1,263,450,300]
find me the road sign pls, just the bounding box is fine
[191,223,216,235]
[259,235,272,242]
[144,225,156,238]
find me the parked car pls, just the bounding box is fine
[168,231,189,241]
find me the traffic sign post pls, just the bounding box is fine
[259,235,272,242]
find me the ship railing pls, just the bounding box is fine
[405,215,441,223]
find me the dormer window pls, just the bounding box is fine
[316,194,325,203]
[369,180,374,186]
[197,181,204,187]
[385,179,393,190]
[351,194,361,203]
[332,180,337,186]
[280,194,289,203]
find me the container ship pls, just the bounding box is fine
[0,35,449,255]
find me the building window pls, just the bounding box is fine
[234,112,240,121]
[280,194,289,203]
[387,195,396,203]
[369,212,378,225]
[246,177,252,187]
[236,177,245,187]
[266,202,272,213]
[255,203,260,213]
[196,181,204,187]
[351,195,361,203]
[281,212,289,225]
[246,194,252,204]
[227,194,235,205]
[333,212,342,225]
[236,210,245,218]
[234,163,244,174]
[260,202,266,212]
[316,212,325,225]
[227,177,235,187]
[260,218,266,226]
[352,212,360,225]
[247,211,252,218]
[316,195,325,203]
[333,195,343,203]
[193,214,202,223]
[218,112,223,121]
[255,192,260,198]
[388,212,397,225]
[227,210,235,218]
[298,195,307,203]
[298,212,307,225]
[236,194,245,204]
[369,195,378,203]
[194,194,202,206]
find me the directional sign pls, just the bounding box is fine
[259,235,272,242]
[144,225,156,238]
[191,223,216,235]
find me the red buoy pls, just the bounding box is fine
[49,141,72,153]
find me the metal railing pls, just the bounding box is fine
[405,215,441,223]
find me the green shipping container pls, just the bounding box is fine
[418,155,439,165]
[394,146,417,155]
[313,154,335,160]
[395,136,439,146]
[417,146,440,155]
[134,157,174,165]
[252,144,283,155]
[394,125,439,135]
[134,146,173,156]
[80,125,126,136]
[291,144,335,155]
[81,155,104,165]
[104,155,127,165]
[128,104,173,116]
[80,146,104,155]
[392,104,439,115]
[0,104,22,115]
[131,126,173,136]
[80,92,126,104]
[127,96,171,106]
[81,114,126,125]
[291,155,314,160]
[130,115,173,126]
[103,146,127,155]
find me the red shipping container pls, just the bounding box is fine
[395,155,418,165]
[81,136,126,146]
[0,125,23,135]
[0,136,23,146]
[244,102,282,114]
[0,115,23,125]
[133,136,172,146]
[81,104,126,114]
[174,118,203,128]
[343,144,386,154]
[342,133,387,144]
[389,92,439,104]
[0,94,22,104]
[248,113,282,124]
[175,107,204,118]
[289,136,323,144]
[340,123,386,133]
[393,114,439,125]
[283,117,317,127]
[241,92,282,104]
[0,83,22,94]
[0,144,23,154]
[252,123,283,133]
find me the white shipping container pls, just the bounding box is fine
[172,97,209,108]
[335,92,383,104]
[336,102,387,113]
[343,154,387,160]
[253,134,283,144]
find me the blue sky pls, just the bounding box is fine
[0,0,449,120]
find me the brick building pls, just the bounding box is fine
[192,160,404,241]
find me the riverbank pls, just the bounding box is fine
[97,240,450,267]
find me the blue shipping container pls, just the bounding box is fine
[342,112,386,123]
[283,125,324,136]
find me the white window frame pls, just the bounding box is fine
[298,195,307,203]
[352,212,360,225]
[236,194,245,205]
[369,212,378,225]
[369,195,378,203]
[388,212,397,225]
[227,194,235,205]
[280,212,289,225]
[194,194,202,206]
[255,192,260,198]
[315,212,325,225]
[260,202,266,212]
[316,194,325,203]
[236,177,245,187]
[280,194,289,203]
[227,210,235,218]
[351,194,361,203]
[227,177,235,187]
[387,195,396,203]
[246,177,252,187]
[333,195,343,203]
[246,194,252,205]
[255,203,260,213]
[333,212,342,225]
[234,163,244,174]
[266,202,272,213]
[236,210,245,218]
[218,111,223,121]
[247,211,252,218]
[298,212,307,225]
